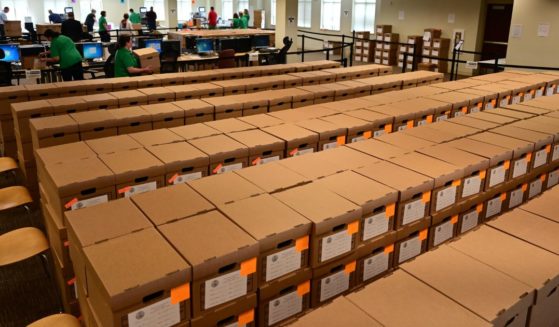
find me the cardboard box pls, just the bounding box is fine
[147,142,209,185]
[168,84,210,100]
[108,90,148,107]
[353,231,396,285]
[458,197,487,235]
[314,171,398,244]
[131,183,214,226]
[0,86,29,115]
[482,189,508,221]
[228,129,285,166]
[41,200,71,271]
[262,124,319,158]
[253,91,292,112]
[184,70,223,84]
[138,87,176,104]
[204,118,255,134]
[295,119,346,151]
[346,270,491,327]
[170,123,221,141]
[234,162,310,194]
[188,134,249,174]
[133,48,161,73]
[11,100,53,143]
[238,114,284,129]
[219,194,311,284]
[320,114,376,144]
[347,138,410,160]
[85,134,143,155]
[401,244,535,327]
[158,211,258,317]
[30,115,79,150]
[84,228,191,327]
[190,293,257,327]
[343,109,394,140]
[109,106,153,134]
[428,204,463,249]
[310,253,358,307]
[203,97,243,120]
[239,96,270,116]
[47,97,88,115]
[187,172,264,206]
[447,115,500,131]
[211,79,247,95]
[355,161,434,228]
[110,77,139,91]
[296,85,334,104]
[277,151,342,181]
[69,110,118,141]
[129,129,184,147]
[393,217,430,266]
[375,132,436,151]
[142,103,185,129]
[99,148,165,198]
[173,99,214,124]
[35,142,96,178]
[4,20,22,37]
[449,225,559,327]
[273,183,362,267]
[315,146,380,171]
[24,84,60,100]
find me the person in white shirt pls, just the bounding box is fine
[119,13,133,36]
[0,7,9,40]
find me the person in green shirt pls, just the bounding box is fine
[113,35,153,77]
[232,13,241,29]
[129,8,141,24]
[243,9,250,27]
[240,12,248,29]
[40,29,83,81]
[98,10,110,42]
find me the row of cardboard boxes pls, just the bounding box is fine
[2,63,393,157]
[37,94,559,326]
[291,187,559,327]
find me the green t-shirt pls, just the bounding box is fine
[114,48,138,77]
[129,12,141,24]
[99,16,107,31]
[241,16,248,29]
[50,35,82,69]
[233,18,242,29]
[245,14,250,26]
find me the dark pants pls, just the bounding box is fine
[61,62,84,81]
[0,24,5,40]
[148,22,156,31]
[99,30,110,42]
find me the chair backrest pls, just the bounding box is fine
[218,49,236,68]
[276,37,292,64]
[104,53,115,78]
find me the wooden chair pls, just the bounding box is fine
[28,314,80,327]
[0,227,48,267]
[218,49,236,68]
[0,185,33,212]
[0,157,19,184]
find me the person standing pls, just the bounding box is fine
[129,8,141,24]
[98,10,110,42]
[85,9,96,33]
[119,13,132,36]
[40,29,83,81]
[239,12,248,29]
[146,7,157,31]
[243,9,250,27]
[48,10,62,23]
[0,7,8,40]
[61,12,83,42]
[232,13,241,29]
[114,35,152,77]
[208,7,217,30]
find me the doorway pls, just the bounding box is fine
[481,3,513,61]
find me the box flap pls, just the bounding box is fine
[376,132,435,151]
[204,118,255,134]
[228,129,285,155]
[99,148,165,183]
[173,99,214,116]
[418,144,490,176]
[69,110,118,129]
[317,146,381,170]
[289,297,382,327]
[262,124,319,148]
[141,103,184,120]
[189,134,249,163]
[35,142,95,167]
[235,162,310,194]
[85,135,143,155]
[146,142,209,173]
[278,151,342,180]
[238,114,284,128]
[31,115,79,137]
[347,139,410,160]
[170,123,222,140]
[388,153,464,188]
[108,106,151,124]
[296,119,346,140]
[187,172,264,205]
[468,132,534,159]
[130,129,185,147]
[449,138,512,166]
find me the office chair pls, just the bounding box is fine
[0,48,12,86]
[103,53,116,78]
[160,49,180,73]
[218,49,236,68]
[265,37,292,65]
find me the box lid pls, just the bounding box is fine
[320,114,373,134]
[69,110,118,129]
[344,109,393,126]
[129,129,185,147]
[65,198,152,248]
[317,146,380,170]
[137,86,173,98]
[81,93,118,106]
[47,97,87,112]
[170,123,221,141]
[447,116,500,131]
[141,103,184,120]
[30,115,78,137]
[108,106,151,124]
[0,85,28,100]
[485,108,535,120]
[238,113,284,128]
[468,132,534,159]
[99,148,165,183]
[24,84,60,96]
[262,124,319,149]
[35,142,95,167]
[428,121,481,138]
[218,193,311,242]
[85,135,143,155]
[44,157,115,197]
[448,138,513,166]
[418,144,490,176]
[11,99,52,117]
[401,244,534,325]
[203,96,243,112]
[267,109,319,123]
[108,90,148,103]
[173,99,214,116]
[187,172,264,205]
[346,270,491,327]
[235,162,310,194]
[131,183,214,226]
[296,119,346,140]
[290,297,382,327]
[388,153,463,188]
[278,152,343,180]
[401,126,458,144]
[133,47,160,58]
[188,134,249,163]
[376,132,435,151]
[469,112,518,125]
[204,118,255,134]
[520,192,559,223]
[227,129,285,156]
[355,161,433,200]
[504,104,550,115]
[490,125,554,150]
[297,85,335,98]
[83,227,190,310]
[146,141,209,173]
[347,139,410,160]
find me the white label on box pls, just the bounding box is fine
[409,39,416,45]
[363,252,389,281]
[173,171,203,184]
[384,44,390,50]
[434,41,440,48]
[423,49,430,56]
[453,111,465,118]
[376,30,382,35]
[402,199,426,225]
[204,270,247,309]
[489,165,506,187]
[417,119,428,126]
[486,197,502,218]
[462,175,482,198]
[552,145,559,161]
[536,89,544,97]
[398,61,404,68]
[470,106,481,113]
[70,194,108,210]
[400,46,406,52]
[513,158,528,178]
[373,130,386,138]
[319,270,350,302]
[509,188,524,209]
[397,125,408,132]
[376,43,383,49]
[224,323,238,327]
[266,246,302,282]
[321,230,352,262]
[547,86,555,96]
[436,186,457,212]
[432,59,439,64]
[363,212,389,241]
[362,57,369,62]
[128,297,180,327]
[384,36,391,41]
[432,50,439,56]
[260,156,280,164]
[124,181,157,197]
[548,170,559,188]
[323,141,339,150]
[486,102,494,110]
[351,136,365,143]
[375,50,382,56]
[500,98,509,107]
[293,148,314,157]
[529,180,542,199]
[534,149,548,168]
[461,211,479,233]
[73,279,78,299]
[512,96,521,104]
[436,115,448,122]
[524,93,532,101]
[398,54,404,60]
[434,221,454,247]
[268,291,303,325]
[422,58,430,63]
[398,236,421,263]
[375,58,382,64]
[216,162,244,174]
[382,52,389,59]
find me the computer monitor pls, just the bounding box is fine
[236,37,252,52]
[162,40,181,55]
[252,35,270,48]
[0,44,20,62]
[199,7,206,13]
[219,38,237,52]
[64,7,73,13]
[144,39,162,53]
[140,7,147,13]
[196,38,214,53]
[82,42,103,60]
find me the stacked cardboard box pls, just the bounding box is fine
[398,35,423,70]
[353,31,374,63]
[422,38,451,73]
[375,33,399,66]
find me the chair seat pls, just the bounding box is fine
[0,185,32,212]
[0,227,48,266]
[28,313,81,327]
[0,157,18,174]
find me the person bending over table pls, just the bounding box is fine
[40,29,84,81]
[114,35,153,77]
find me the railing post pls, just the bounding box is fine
[411,43,417,71]
[301,34,305,62]
[402,52,408,73]
[349,31,355,67]
[341,34,345,67]
[494,57,499,74]
[450,46,457,81]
